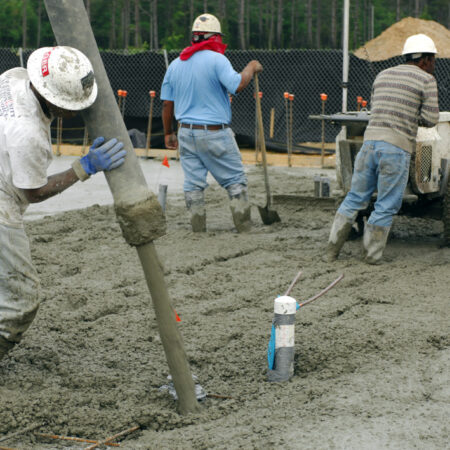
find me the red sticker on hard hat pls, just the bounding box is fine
[41,48,54,77]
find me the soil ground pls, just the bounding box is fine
[0,160,449,449]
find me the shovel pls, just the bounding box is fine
[254,73,281,225]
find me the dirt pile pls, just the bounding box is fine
[355,17,450,60]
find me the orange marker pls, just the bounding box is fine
[320,93,328,101]
[162,155,170,168]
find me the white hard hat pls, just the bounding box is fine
[402,34,437,56]
[27,46,98,111]
[192,13,222,34]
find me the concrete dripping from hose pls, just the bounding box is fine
[114,194,166,246]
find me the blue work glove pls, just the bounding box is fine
[80,137,126,175]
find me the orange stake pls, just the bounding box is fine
[288,94,294,167]
[320,93,328,168]
[284,92,289,165]
[146,90,156,156]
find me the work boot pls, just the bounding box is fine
[227,184,252,233]
[0,336,15,361]
[185,190,206,232]
[363,223,390,264]
[326,212,355,261]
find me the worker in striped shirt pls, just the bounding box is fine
[327,34,439,264]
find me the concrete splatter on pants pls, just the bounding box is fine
[0,223,40,346]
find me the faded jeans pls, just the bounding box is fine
[338,140,411,227]
[178,126,247,192]
[0,223,40,343]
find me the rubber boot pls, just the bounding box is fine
[326,212,355,261]
[363,223,390,265]
[185,190,206,232]
[227,184,252,233]
[0,336,15,361]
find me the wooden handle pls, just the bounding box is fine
[254,73,272,208]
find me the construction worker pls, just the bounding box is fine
[327,34,439,264]
[161,13,263,233]
[0,46,126,361]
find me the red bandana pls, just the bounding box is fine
[180,35,227,61]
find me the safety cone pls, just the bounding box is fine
[162,155,170,168]
[174,310,181,322]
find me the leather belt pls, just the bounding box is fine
[180,123,229,130]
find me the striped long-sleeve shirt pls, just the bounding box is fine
[364,64,439,153]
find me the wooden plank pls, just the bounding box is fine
[51,145,336,168]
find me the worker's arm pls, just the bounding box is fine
[418,77,439,128]
[236,60,263,93]
[162,100,178,149]
[21,137,126,203]
[20,169,79,203]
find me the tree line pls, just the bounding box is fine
[0,0,449,52]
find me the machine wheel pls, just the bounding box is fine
[443,176,450,246]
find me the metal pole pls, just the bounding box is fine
[56,117,62,156]
[82,126,89,155]
[44,0,200,415]
[163,49,169,70]
[342,0,350,113]
[18,47,24,67]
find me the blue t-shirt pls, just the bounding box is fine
[160,50,241,125]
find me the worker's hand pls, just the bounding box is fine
[252,60,263,74]
[165,132,178,150]
[80,137,127,175]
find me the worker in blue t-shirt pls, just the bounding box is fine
[161,13,262,233]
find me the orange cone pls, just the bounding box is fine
[162,155,170,168]
[174,310,181,322]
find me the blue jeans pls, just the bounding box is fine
[338,140,411,227]
[178,127,247,192]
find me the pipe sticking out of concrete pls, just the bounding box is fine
[267,296,296,382]
[43,0,199,415]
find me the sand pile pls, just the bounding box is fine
[354,17,450,60]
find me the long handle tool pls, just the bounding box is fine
[254,73,281,225]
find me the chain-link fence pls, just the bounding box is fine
[1,48,449,152]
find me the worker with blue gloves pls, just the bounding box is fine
[0,46,126,361]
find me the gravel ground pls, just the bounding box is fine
[0,163,449,449]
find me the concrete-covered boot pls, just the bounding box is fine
[227,184,252,233]
[0,336,15,361]
[185,190,206,232]
[363,223,390,264]
[326,212,355,261]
